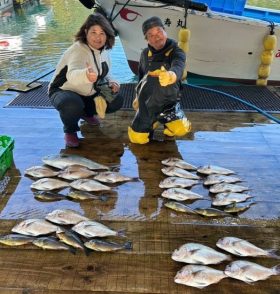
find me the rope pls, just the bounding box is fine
[187,83,280,124]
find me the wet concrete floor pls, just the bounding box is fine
[0,89,279,293]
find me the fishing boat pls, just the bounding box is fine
[79,0,280,85]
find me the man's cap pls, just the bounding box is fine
[142,16,164,35]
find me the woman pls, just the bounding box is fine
[48,13,123,147]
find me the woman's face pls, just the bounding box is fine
[86,25,107,49]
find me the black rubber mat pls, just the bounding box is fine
[5,81,280,113]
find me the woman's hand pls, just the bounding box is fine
[109,81,120,93]
[86,62,98,83]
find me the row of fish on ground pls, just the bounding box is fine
[24,154,137,201]
[0,209,131,254]
[158,157,254,217]
[172,237,280,288]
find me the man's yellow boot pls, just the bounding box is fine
[163,118,191,137]
[128,127,149,144]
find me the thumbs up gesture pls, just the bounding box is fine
[158,66,177,87]
[86,62,97,83]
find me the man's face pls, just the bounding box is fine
[146,26,167,50]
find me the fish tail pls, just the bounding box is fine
[117,229,126,238]
[272,264,280,275]
[124,241,133,250]
[267,249,280,259]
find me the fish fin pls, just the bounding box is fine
[272,264,280,274]
[68,246,77,255]
[124,241,133,250]
[267,250,280,259]
[117,229,126,238]
[189,249,200,255]
[84,246,92,256]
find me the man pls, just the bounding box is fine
[128,16,191,144]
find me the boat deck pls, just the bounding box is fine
[0,87,279,293]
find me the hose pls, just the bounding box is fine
[186,83,280,124]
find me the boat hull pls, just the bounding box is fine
[97,0,280,85]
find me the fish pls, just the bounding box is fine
[175,264,227,289]
[56,227,89,255]
[32,236,76,254]
[72,220,125,238]
[42,154,109,170]
[194,208,231,217]
[172,242,231,265]
[161,187,204,201]
[67,190,108,201]
[212,192,253,206]
[34,191,67,202]
[94,171,134,183]
[57,164,97,180]
[197,165,235,175]
[224,260,280,283]
[209,183,250,194]
[204,174,242,186]
[0,234,35,246]
[161,166,200,180]
[216,237,280,259]
[159,177,199,189]
[24,165,59,178]
[224,202,255,213]
[30,178,69,191]
[70,179,111,192]
[84,239,133,252]
[164,201,197,214]
[45,209,89,225]
[161,157,197,170]
[11,219,58,236]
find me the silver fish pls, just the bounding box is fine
[161,187,204,201]
[204,174,242,186]
[34,191,67,202]
[161,166,200,180]
[84,239,132,252]
[12,219,58,236]
[212,192,253,206]
[70,179,111,192]
[224,260,280,283]
[161,157,197,170]
[172,242,231,265]
[32,236,76,254]
[159,177,199,189]
[94,171,133,183]
[164,201,197,214]
[197,165,235,175]
[194,208,231,217]
[224,202,255,213]
[24,165,59,178]
[72,220,125,238]
[67,190,107,201]
[45,209,89,225]
[209,183,249,194]
[42,154,109,170]
[0,234,35,246]
[175,265,227,289]
[57,165,97,180]
[30,178,69,191]
[216,237,280,259]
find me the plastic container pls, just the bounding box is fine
[0,135,14,179]
[203,0,246,15]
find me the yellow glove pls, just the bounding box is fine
[94,96,107,119]
[132,97,139,111]
[128,127,149,144]
[163,118,191,137]
[159,66,177,87]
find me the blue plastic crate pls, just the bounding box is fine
[202,0,246,15]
